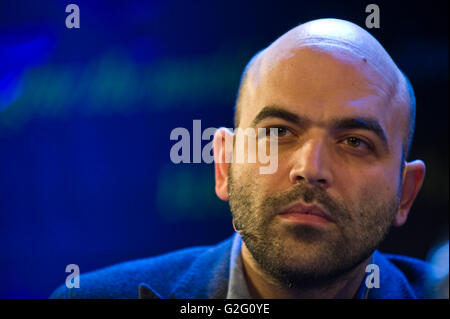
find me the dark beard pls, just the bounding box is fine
[227,167,399,290]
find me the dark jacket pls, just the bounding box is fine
[50,235,430,299]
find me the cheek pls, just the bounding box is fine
[258,151,293,192]
[333,164,400,206]
[235,140,293,193]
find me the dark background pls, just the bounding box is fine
[0,0,448,298]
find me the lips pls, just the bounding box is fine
[278,201,334,223]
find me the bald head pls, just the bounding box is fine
[234,18,415,159]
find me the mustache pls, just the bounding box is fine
[258,182,349,223]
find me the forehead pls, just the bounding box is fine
[239,45,407,147]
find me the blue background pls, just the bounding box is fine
[0,0,448,298]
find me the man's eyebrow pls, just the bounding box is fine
[251,106,310,126]
[331,117,388,147]
[251,106,389,148]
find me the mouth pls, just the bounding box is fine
[277,201,335,226]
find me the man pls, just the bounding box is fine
[51,18,428,299]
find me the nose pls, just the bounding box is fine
[289,138,333,188]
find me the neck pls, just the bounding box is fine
[240,242,371,299]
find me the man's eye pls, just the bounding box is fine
[343,136,369,149]
[271,126,292,137]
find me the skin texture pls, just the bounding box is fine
[213,19,426,299]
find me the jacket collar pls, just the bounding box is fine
[367,250,417,298]
[139,235,234,299]
[137,236,418,299]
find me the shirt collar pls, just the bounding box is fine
[226,232,252,299]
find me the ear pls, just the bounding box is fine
[392,160,426,227]
[213,127,234,201]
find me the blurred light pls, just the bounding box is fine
[0,71,23,111]
[0,47,249,131]
[427,241,449,298]
[0,35,53,112]
[156,164,227,222]
[429,241,449,280]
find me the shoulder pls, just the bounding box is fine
[383,253,431,296]
[50,244,213,299]
[373,251,432,298]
